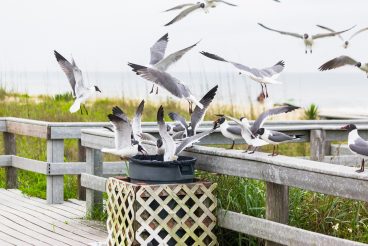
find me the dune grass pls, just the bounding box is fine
[0,90,366,244]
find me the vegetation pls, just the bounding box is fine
[0,89,366,244]
[304,103,319,120]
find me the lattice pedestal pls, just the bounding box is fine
[106,177,217,246]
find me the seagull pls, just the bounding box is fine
[54,50,101,114]
[200,51,284,98]
[127,63,203,113]
[148,33,199,94]
[214,115,242,149]
[157,105,218,161]
[341,124,367,173]
[101,114,147,160]
[164,1,237,26]
[224,105,300,153]
[256,128,303,156]
[319,56,368,77]
[168,85,219,136]
[258,23,354,54]
[316,25,368,49]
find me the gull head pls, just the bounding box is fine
[303,34,309,39]
[355,62,362,68]
[239,117,250,126]
[214,116,225,125]
[343,41,349,49]
[340,124,357,132]
[94,86,102,93]
[156,138,163,148]
[137,144,148,155]
[256,128,265,136]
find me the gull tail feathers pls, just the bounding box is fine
[70,100,81,113]
[264,78,283,85]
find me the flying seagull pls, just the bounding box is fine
[224,105,300,153]
[164,1,237,26]
[256,128,303,156]
[54,50,101,114]
[258,23,354,54]
[214,115,242,149]
[200,51,284,98]
[316,25,368,49]
[148,33,199,94]
[157,105,218,161]
[101,114,147,160]
[168,85,219,137]
[128,63,203,113]
[341,124,368,173]
[319,56,368,77]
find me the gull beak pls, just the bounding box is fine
[238,72,242,75]
[340,125,348,130]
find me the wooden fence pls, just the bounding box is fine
[0,117,368,245]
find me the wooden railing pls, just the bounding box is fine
[1,117,368,245]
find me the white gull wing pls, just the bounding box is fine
[164,3,196,12]
[54,50,77,97]
[319,56,359,71]
[72,66,87,97]
[157,106,176,161]
[108,114,132,149]
[132,100,145,141]
[312,26,354,40]
[251,105,300,135]
[224,115,254,137]
[190,85,218,134]
[258,23,303,39]
[164,3,204,26]
[316,25,345,41]
[349,27,368,40]
[168,112,189,131]
[207,0,237,6]
[150,33,169,66]
[175,128,216,155]
[154,41,200,71]
[200,51,285,79]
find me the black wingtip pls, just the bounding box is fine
[159,33,169,42]
[136,100,145,114]
[112,106,124,115]
[157,105,164,122]
[201,85,219,102]
[108,113,122,122]
[127,63,147,73]
[275,60,285,67]
[168,112,176,121]
[200,51,227,62]
[54,50,66,62]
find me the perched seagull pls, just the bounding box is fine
[214,115,242,149]
[148,33,199,94]
[169,85,219,136]
[54,50,101,114]
[224,105,300,153]
[128,63,203,113]
[167,123,186,135]
[319,56,368,77]
[101,114,147,160]
[164,1,237,26]
[200,51,284,98]
[258,23,354,54]
[316,25,368,49]
[157,105,218,161]
[256,128,303,156]
[341,124,368,173]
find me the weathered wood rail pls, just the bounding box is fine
[1,117,368,245]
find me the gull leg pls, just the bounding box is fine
[310,48,312,54]
[188,102,193,115]
[243,145,252,153]
[260,83,265,98]
[264,84,269,98]
[229,140,235,149]
[248,147,258,154]
[150,84,155,94]
[80,106,83,115]
[275,145,279,156]
[156,86,159,95]
[83,104,89,115]
[356,159,365,173]
[269,145,275,156]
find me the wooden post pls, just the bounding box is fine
[3,133,17,189]
[310,129,330,161]
[77,139,86,201]
[86,147,103,217]
[265,182,289,246]
[46,139,64,204]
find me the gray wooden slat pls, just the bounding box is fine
[11,156,48,174]
[48,162,126,176]
[218,209,366,246]
[69,199,86,207]
[0,222,40,246]
[0,155,12,167]
[0,230,21,246]
[5,118,49,138]
[47,139,64,204]
[81,173,107,192]
[0,198,103,242]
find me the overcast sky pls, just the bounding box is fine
[1,0,367,73]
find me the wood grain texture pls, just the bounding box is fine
[3,133,17,189]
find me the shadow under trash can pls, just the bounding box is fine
[106,177,217,245]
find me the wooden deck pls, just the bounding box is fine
[0,189,107,246]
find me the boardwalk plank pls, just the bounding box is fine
[0,230,19,246]
[0,222,48,246]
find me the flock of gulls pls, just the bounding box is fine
[52,1,368,173]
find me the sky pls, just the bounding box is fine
[0,0,367,73]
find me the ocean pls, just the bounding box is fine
[0,71,366,112]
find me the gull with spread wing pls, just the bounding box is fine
[258,23,354,54]
[224,105,300,153]
[148,33,199,94]
[54,50,101,114]
[164,1,237,26]
[316,25,368,49]
[200,51,284,98]
[168,85,218,137]
[157,106,218,161]
[319,56,368,77]
[128,63,203,114]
